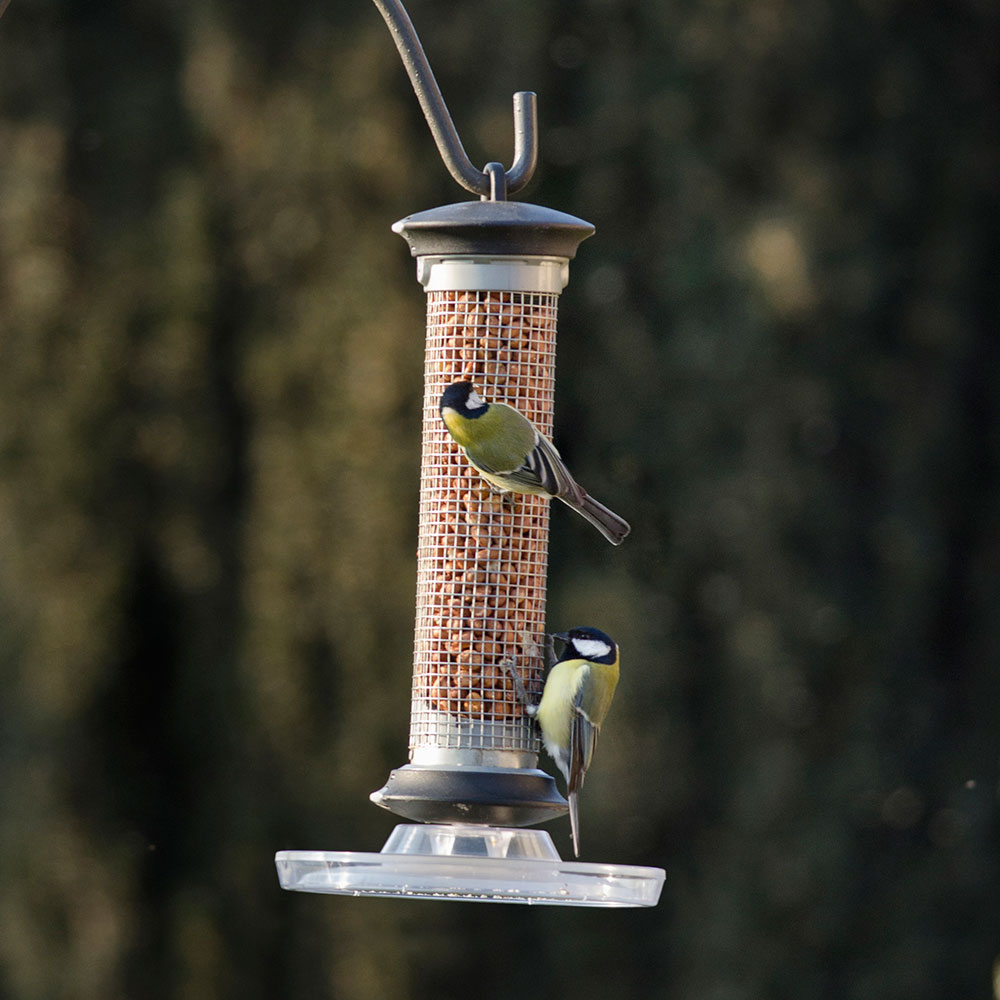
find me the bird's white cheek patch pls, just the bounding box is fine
[466,390,487,410]
[572,638,612,660]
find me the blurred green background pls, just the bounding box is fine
[1,0,998,997]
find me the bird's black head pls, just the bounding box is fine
[554,626,618,664]
[440,381,489,418]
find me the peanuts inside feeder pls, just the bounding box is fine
[407,287,558,773]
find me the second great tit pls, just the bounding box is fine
[505,626,621,857]
[439,381,630,545]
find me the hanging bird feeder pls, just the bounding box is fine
[275,0,665,906]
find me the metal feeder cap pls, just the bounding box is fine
[393,200,595,259]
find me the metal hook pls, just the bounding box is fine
[371,0,538,199]
[482,162,506,202]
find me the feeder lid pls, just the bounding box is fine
[393,200,594,259]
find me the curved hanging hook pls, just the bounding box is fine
[371,0,538,199]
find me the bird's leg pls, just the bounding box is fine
[485,482,517,510]
[500,657,538,717]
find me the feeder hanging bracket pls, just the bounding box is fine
[372,0,538,200]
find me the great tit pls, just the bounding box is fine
[439,381,630,545]
[505,627,620,857]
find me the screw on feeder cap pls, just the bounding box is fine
[393,200,595,260]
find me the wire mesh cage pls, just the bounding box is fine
[411,288,557,760]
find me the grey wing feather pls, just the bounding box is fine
[568,689,600,859]
[568,692,599,794]
[504,432,584,501]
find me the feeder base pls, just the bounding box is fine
[275,824,665,907]
[370,764,568,827]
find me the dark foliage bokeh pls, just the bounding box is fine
[1,0,998,997]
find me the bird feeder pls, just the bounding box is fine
[275,0,665,906]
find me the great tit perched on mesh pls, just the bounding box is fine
[439,381,630,545]
[506,627,620,857]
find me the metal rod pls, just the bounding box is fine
[371,0,538,198]
[482,162,507,202]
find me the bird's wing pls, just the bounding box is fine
[568,686,600,795]
[500,432,584,501]
[467,450,499,476]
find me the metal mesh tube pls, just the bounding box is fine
[410,288,558,759]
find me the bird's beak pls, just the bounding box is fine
[551,632,570,642]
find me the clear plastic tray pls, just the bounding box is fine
[275,824,665,907]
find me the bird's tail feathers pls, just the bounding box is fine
[568,790,581,858]
[562,493,631,545]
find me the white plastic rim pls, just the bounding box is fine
[275,825,665,907]
[415,255,570,293]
